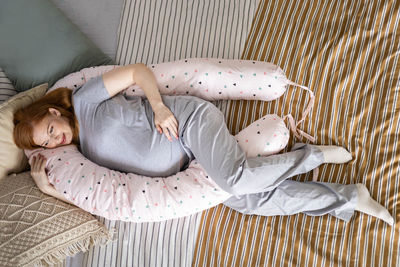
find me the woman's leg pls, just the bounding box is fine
[223,180,358,222]
[179,102,339,195]
[223,181,394,225]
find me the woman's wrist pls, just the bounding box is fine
[31,175,50,192]
[133,64,166,113]
[39,183,53,194]
[152,101,166,113]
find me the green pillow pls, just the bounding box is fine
[0,0,115,92]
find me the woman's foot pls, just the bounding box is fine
[355,184,394,226]
[315,145,353,164]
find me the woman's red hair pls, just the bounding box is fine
[13,88,79,149]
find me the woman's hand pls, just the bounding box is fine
[29,153,74,205]
[153,103,179,141]
[30,154,51,190]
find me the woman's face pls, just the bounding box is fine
[32,108,73,148]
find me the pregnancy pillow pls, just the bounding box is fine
[50,58,315,141]
[26,58,314,222]
[26,114,289,222]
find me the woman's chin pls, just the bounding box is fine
[60,141,72,147]
[64,134,73,146]
[67,136,73,145]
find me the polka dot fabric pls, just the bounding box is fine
[235,114,289,158]
[25,145,231,222]
[143,58,288,101]
[49,58,308,102]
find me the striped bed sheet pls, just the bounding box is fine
[193,0,400,266]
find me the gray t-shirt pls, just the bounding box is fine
[72,76,203,177]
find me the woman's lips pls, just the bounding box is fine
[60,134,66,145]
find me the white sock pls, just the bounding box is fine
[354,184,394,226]
[316,145,353,164]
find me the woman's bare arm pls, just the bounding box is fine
[41,184,75,205]
[102,63,179,141]
[102,63,164,112]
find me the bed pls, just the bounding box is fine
[1,0,399,266]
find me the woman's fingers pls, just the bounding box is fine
[161,122,176,141]
[169,116,179,138]
[170,123,178,139]
[30,155,37,168]
[156,118,179,141]
[31,154,47,171]
[171,115,178,127]
[160,127,176,141]
[38,155,47,170]
[154,105,179,141]
[162,126,172,141]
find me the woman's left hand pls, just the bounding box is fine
[153,104,179,141]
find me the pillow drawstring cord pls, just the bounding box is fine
[282,80,316,143]
[284,114,316,143]
[283,81,319,182]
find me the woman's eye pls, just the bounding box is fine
[50,126,53,134]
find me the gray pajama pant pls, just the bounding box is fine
[179,101,358,222]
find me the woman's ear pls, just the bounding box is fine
[48,107,61,117]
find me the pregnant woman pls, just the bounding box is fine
[13,63,394,225]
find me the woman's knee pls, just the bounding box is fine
[216,167,258,195]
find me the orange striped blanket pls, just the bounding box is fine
[194,1,400,266]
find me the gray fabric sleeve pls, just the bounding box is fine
[72,75,110,104]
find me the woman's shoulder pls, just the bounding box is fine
[72,76,110,105]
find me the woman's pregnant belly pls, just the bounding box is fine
[84,94,209,177]
[91,122,190,177]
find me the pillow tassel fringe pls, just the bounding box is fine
[21,225,112,267]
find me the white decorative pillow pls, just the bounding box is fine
[0,83,47,181]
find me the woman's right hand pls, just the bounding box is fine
[30,154,51,190]
[29,154,74,205]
